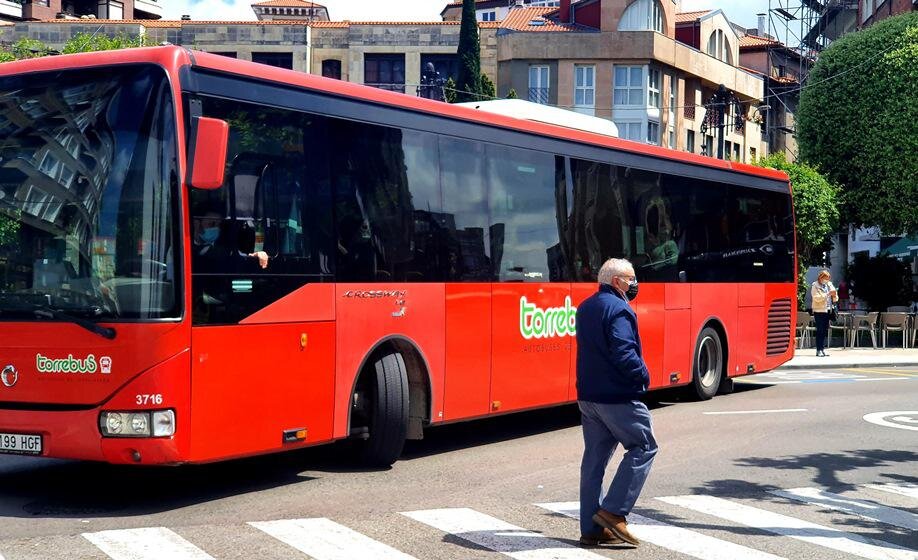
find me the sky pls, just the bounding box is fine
[161,0,773,30]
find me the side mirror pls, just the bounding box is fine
[188,117,229,190]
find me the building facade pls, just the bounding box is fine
[252,0,329,22]
[441,0,562,23]
[496,1,766,162]
[738,33,806,161]
[15,0,161,22]
[1,0,767,162]
[859,0,916,27]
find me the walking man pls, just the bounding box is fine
[576,258,658,547]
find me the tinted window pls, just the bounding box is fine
[487,145,562,282]
[327,121,443,282]
[439,137,493,281]
[565,157,793,283]
[192,98,333,325]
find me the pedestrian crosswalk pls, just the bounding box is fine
[0,482,915,560]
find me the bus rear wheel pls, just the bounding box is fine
[691,327,724,401]
[351,352,409,468]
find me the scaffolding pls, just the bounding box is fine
[766,0,858,83]
[760,0,857,159]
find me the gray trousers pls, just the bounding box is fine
[578,399,658,535]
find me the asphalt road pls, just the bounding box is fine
[1,366,916,560]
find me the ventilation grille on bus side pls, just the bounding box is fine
[766,298,793,356]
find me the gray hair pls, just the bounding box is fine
[598,258,633,286]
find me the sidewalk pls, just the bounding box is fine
[777,346,918,370]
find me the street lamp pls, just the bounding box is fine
[418,62,447,102]
[700,84,746,159]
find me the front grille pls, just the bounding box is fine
[766,298,793,356]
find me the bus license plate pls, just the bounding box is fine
[0,432,42,455]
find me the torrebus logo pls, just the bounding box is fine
[519,296,577,340]
[35,353,101,374]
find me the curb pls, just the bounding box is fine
[775,362,918,371]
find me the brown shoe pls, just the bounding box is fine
[592,509,640,546]
[579,527,624,546]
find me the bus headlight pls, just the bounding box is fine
[100,410,175,438]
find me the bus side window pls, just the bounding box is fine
[567,158,628,281]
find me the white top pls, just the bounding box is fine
[456,99,619,138]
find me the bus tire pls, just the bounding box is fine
[355,352,409,467]
[691,327,724,401]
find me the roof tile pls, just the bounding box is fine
[739,34,782,48]
[252,0,325,6]
[675,10,712,23]
[499,6,596,32]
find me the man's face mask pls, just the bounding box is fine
[624,279,639,301]
[201,227,220,244]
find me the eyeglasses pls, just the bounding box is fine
[616,275,636,282]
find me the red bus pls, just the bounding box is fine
[0,47,795,467]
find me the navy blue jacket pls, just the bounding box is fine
[575,284,651,403]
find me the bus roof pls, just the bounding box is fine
[0,46,789,186]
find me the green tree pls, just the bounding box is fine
[455,0,482,102]
[479,73,496,99]
[846,253,916,311]
[0,37,52,61]
[756,152,840,309]
[797,11,918,234]
[506,88,518,99]
[443,77,458,104]
[62,32,149,54]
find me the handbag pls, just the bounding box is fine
[828,308,839,322]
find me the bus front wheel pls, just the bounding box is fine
[352,352,409,467]
[691,327,724,401]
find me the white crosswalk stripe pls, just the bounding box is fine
[866,483,918,502]
[402,507,606,560]
[771,487,918,531]
[535,501,787,560]
[249,518,418,560]
[659,494,918,560]
[82,527,215,560]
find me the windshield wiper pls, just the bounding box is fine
[32,306,117,340]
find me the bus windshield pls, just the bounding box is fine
[0,65,180,321]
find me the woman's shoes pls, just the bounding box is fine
[816,351,830,357]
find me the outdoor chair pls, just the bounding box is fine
[881,312,910,348]
[828,312,853,348]
[795,311,812,348]
[851,312,879,348]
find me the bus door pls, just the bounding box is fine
[189,125,337,462]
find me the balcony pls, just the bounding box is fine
[133,0,162,19]
[0,0,22,19]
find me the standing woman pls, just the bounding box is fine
[811,270,838,357]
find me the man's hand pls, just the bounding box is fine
[249,251,269,269]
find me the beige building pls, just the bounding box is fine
[1,0,766,161]
[495,2,767,162]
[252,0,329,22]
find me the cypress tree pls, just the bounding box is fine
[455,0,481,102]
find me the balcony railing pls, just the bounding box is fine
[367,83,406,94]
[684,105,696,120]
[528,87,549,104]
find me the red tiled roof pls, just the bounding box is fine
[739,34,782,48]
[252,0,325,7]
[675,10,712,23]
[38,18,313,27]
[499,7,596,32]
[36,18,482,28]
